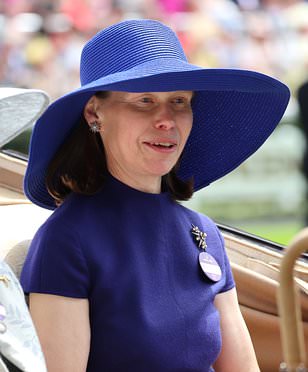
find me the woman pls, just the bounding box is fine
[20,19,290,371]
[0,87,48,372]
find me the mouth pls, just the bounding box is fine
[151,142,176,148]
[144,141,177,152]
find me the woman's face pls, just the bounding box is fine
[86,91,193,192]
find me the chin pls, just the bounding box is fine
[148,166,174,177]
[149,159,178,173]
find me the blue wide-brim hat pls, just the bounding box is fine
[24,19,290,210]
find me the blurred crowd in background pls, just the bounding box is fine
[1,0,308,241]
[0,0,307,103]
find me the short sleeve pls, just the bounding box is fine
[216,226,235,293]
[20,219,90,298]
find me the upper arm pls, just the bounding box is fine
[30,293,90,372]
[213,288,260,372]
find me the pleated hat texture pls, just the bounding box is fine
[24,19,290,210]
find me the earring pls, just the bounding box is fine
[89,121,101,133]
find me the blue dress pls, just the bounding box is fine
[21,175,235,371]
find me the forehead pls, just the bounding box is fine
[110,91,193,99]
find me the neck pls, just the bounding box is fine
[108,168,162,194]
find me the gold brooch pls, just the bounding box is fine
[191,224,207,250]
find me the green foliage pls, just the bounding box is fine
[229,219,304,246]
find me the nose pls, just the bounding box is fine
[154,104,175,130]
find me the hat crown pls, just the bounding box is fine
[80,19,187,86]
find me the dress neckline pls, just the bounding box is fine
[104,173,171,202]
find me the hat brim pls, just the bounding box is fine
[24,59,290,209]
[0,88,50,148]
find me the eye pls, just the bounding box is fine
[133,95,157,110]
[172,96,192,109]
[174,97,186,104]
[139,96,154,104]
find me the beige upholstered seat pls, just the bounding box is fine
[0,203,51,278]
[4,240,31,280]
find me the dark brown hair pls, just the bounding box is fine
[46,92,193,206]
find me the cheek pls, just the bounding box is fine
[180,114,193,143]
[102,119,125,145]
[103,125,139,159]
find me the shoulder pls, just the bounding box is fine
[26,198,88,264]
[177,203,219,232]
[21,203,91,297]
[39,189,108,231]
[176,203,225,253]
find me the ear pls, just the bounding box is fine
[83,96,100,125]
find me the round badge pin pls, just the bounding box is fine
[199,251,222,282]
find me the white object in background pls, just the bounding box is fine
[0,260,47,372]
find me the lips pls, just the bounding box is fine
[144,140,177,152]
[151,142,175,148]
